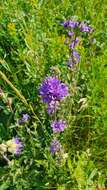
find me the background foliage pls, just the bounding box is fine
[0,0,107,189]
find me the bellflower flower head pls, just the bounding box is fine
[69,37,79,49]
[51,120,67,133]
[47,100,59,114]
[39,76,69,104]
[50,139,61,155]
[63,20,79,28]
[6,137,23,155]
[67,50,80,68]
[68,31,74,37]
[18,113,29,125]
[80,22,93,33]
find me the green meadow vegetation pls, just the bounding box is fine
[0,0,107,189]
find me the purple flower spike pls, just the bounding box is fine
[68,31,74,37]
[39,76,69,104]
[67,50,80,68]
[63,20,79,28]
[51,120,67,133]
[7,137,23,155]
[69,37,79,49]
[50,139,61,155]
[19,114,29,125]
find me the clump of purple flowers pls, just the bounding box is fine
[63,20,79,28]
[51,120,67,133]
[80,22,93,33]
[18,113,29,125]
[50,139,61,155]
[39,77,69,156]
[62,19,94,68]
[39,76,69,103]
[63,19,93,33]
[39,76,69,114]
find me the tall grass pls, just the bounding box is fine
[0,0,107,189]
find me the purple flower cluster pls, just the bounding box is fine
[51,120,67,133]
[39,76,69,114]
[63,19,93,33]
[63,19,94,68]
[80,22,93,33]
[63,20,79,28]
